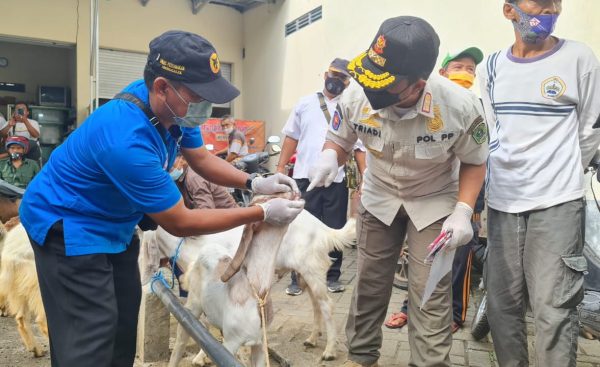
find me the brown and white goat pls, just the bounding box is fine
[0,218,48,357]
[148,209,356,365]
[168,194,295,367]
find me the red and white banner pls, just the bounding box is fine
[201,119,265,154]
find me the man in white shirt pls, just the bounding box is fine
[0,102,40,141]
[277,58,351,295]
[479,1,600,366]
[0,102,41,163]
[0,112,7,160]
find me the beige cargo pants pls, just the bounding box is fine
[346,203,453,366]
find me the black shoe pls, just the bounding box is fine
[327,280,345,293]
[286,283,303,296]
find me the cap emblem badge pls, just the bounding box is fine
[210,53,220,74]
[373,35,386,55]
[368,48,386,68]
[348,52,396,90]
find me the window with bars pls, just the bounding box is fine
[285,6,322,37]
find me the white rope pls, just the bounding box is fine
[250,284,271,367]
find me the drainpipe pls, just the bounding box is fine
[151,280,244,367]
[90,0,99,113]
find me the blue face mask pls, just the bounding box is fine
[165,83,213,128]
[170,168,183,181]
[511,4,559,44]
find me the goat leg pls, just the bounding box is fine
[303,284,321,348]
[191,349,211,367]
[169,295,205,367]
[250,344,266,367]
[15,314,46,357]
[301,272,337,360]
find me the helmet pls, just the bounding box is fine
[5,136,29,153]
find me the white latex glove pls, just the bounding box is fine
[257,198,305,226]
[307,149,339,191]
[441,202,474,250]
[252,173,300,195]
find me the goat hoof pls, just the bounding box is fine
[192,355,210,366]
[321,352,336,361]
[33,348,46,358]
[303,340,316,348]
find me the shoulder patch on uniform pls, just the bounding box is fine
[469,116,488,145]
[332,110,342,131]
[421,92,432,114]
[467,116,484,134]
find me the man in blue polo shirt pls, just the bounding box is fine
[20,30,304,367]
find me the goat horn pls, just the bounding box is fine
[220,222,260,282]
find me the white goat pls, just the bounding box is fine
[149,209,356,366]
[169,194,295,367]
[0,218,48,357]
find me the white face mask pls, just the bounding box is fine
[170,168,183,181]
[223,127,234,135]
[165,82,213,128]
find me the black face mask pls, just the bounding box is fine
[325,77,346,96]
[9,152,23,161]
[364,89,403,110]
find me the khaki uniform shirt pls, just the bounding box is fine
[327,75,488,230]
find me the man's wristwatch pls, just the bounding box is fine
[245,173,259,190]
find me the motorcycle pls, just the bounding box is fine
[230,135,282,207]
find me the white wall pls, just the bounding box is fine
[0,42,74,108]
[243,0,600,139]
[0,0,245,123]
[1,0,598,129]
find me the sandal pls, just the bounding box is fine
[384,312,408,329]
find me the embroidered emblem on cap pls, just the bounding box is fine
[541,76,565,99]
[368,49,387,68]
[426,105,443,133]
[373,35,386,55]
[332,110,342,131]
[159,58,186,75]
[210,52,220,74]
[348,52,396,90]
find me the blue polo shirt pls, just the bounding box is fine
[20,80,203,256]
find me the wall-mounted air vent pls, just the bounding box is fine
[285,6,322,37]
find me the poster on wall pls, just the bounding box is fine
[201,118,265,154]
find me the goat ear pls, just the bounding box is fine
[215,256,232,280]
[220,223,261,282]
